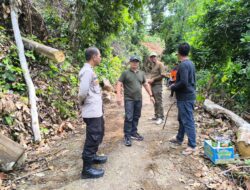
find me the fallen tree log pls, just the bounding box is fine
[22,37,65,63]
[0,134,26,171]
[204,99,250,157]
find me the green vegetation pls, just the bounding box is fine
[0,0,249,120]
[0,27,25,93]
[33,0,149,81]
[150,0,250,113]
[0,0,150,122]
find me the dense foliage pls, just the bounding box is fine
[0,0,149,123]
[154,0,250,114]
[33,0,148,80]
[1,0,249,122]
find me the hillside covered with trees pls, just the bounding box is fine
[0,0,250,189]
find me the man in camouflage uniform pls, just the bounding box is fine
[148,52,165,125]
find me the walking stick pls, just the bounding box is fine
[162,102,176,130]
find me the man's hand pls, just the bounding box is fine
[150,96,155,104]
[116,81,123,106]
[78,96,85,106]
[161,73,168,78]
[168,84,174,90]
[116,95,122,106]
[148,79,154,84]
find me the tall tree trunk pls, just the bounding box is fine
[22,0,33,34]
[69,0,86,61]
[10,0,41,142]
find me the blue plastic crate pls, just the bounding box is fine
[204,140,235,164]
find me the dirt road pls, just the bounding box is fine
[12,41,239,190]
[17,86,215,190]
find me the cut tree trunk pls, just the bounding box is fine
[0,134,26,171]
[204,99,250,157]
[22,37,65,63]
[10,0,41,141]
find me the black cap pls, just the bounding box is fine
[129,55,141,62]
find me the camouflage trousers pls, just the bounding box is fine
[151,84,164,119]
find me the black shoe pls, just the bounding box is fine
[93,155,108,164]
[81,167,104,179]
[81,158,104,179]
[124,136,132,146]
[131,133,144,141]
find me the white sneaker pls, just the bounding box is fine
[182,147,197,155]
[155,118,163,125]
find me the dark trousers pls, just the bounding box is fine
[152,84,164,119]
[176,101,196,148]
[169,81,175,97]
[124,100,142,138]
[82,116,105,161]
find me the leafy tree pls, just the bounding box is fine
[68,0,146,61]
[148,0,170,34]
[157,0,250,112]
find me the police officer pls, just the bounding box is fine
[78,47,107,179]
